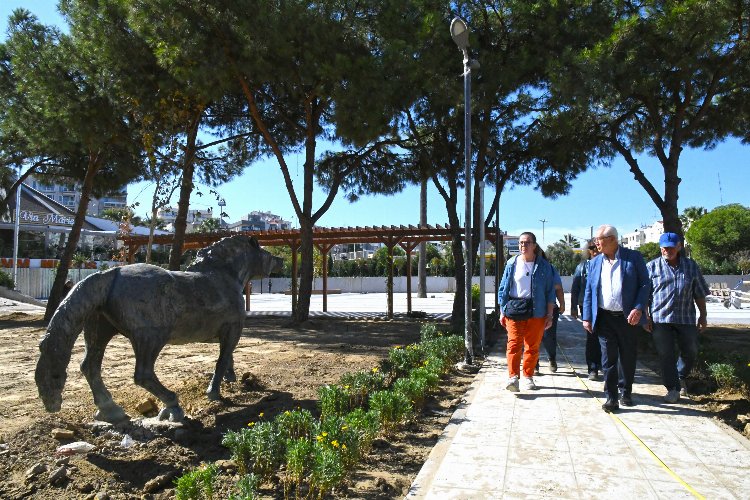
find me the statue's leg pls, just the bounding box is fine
[81,316,129,423]
[223,355,236,383]
[208,324,241,400]
[131,333,184,422]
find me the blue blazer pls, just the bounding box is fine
[498,255,556,318]
[582,246,650,328]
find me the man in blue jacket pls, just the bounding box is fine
[583,225,650,412]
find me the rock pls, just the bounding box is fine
[95,492,111,500]
[54,456,71,467]
[737,414,750,424]
[48,465,68,484]
[372,438,391,449]
[215,459,237,471]
[744,423,750,436]
[136,398,159,415]
[25,462,47,480]
[51,428,75,440]
[143,471,178,494]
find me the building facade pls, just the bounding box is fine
[26,175,128,216]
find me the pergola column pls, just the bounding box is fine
[399,241,421,315]
[315,243,334,312]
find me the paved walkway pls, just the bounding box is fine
[406,317,750,499]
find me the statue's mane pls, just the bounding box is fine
[187,235,259,273]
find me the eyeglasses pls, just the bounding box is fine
[595,235,614,242]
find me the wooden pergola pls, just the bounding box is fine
[120,224,502,319]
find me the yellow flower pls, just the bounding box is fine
[259,412,264,418]
[341,444,347,450]
[344,385,350,390]
[341,425,348,430]
[331,440,340,448]
[321,431,328,437]
[284,410,291,415]
[247,422,255,427]
[372,367,379,373]
[316,435,324,442]
[395,345,402,349]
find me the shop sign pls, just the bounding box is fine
[19,210,75,226]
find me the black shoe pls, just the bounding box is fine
[619,394,634,407]
[549,359,558,373]
[602,398,619,413]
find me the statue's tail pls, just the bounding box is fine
[35,270,116,412]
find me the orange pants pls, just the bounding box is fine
[505,317,546,378]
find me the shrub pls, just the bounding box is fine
[369,389,413,433]
[339,370,385,409]
[228,473,260,500]
[284,437,313,497]
[393,375,428,408]
[420,322,442,342]
[388,344,424,379]
[0,269,14,289]
[275,408,315,441]
[318,384,351,420]
[309,444,346,499]
[221,421,284,482]
[174,463,218,500]
[707,362,739,389]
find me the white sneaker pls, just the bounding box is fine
[506,376,520,393]
[664,389,680,403]
[521,377,538,391]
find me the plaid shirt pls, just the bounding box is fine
[647,256,709,325]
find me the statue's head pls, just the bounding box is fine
[35,333,68,412]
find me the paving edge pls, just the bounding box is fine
[405,343,500,499]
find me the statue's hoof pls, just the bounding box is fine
[206,390,221,401]
[224,372,237,383]
[94,406,130,424]
[158,406,185,422]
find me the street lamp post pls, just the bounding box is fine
[451,17,479,367]
[218,198,226,228]
[539,218,547,247]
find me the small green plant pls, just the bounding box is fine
[228,473,260,500]
[0,269,14,289]
[707,362,739,389]
[309,444,346,499]
[419,323,442,342]
[71,252,89,269]
[471,283,481,305]
[275,408,315,441]
[339,369,385,409]
[369,389,413,433]
[393,375,428,409]
[221,421,284,482]
[174,463,218,500]
[284,437,313,498]
[388,344,424,379]
[318,384,351,420]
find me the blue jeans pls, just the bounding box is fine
[651,323,698,391]
[541,306,560,361]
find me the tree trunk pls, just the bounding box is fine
[168,112,202,270]
[417,178,427,298]
[44,156,101,322]
[294,216,314,323]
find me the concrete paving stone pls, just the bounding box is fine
[417,484,503,499]
[573,472,659,498]
[429,454,506,491]
[704,464,750,495]
[501,466,579,498]
[650,478,723,500]
[505,446,575,473]
[452,421,512,447]
[571,451,649,480]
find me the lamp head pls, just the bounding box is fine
[450,17,469,50]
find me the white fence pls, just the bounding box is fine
[12,268,744,302]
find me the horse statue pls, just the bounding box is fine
[35,235,283,423]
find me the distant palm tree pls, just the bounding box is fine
[559,233,579,248]
[679,206,707,233]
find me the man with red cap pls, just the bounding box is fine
[646,232,710,403]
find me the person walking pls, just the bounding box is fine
[571,239,602,380]
[645,232,709,403]
[583,225,650,412]
[498,232,556,392]
[537,257,565,374]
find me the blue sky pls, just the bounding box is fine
[4,2,748,249]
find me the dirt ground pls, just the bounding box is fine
[0,311,476,499]
[1,311,747,499]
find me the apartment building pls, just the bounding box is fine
[26,175,127,216]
